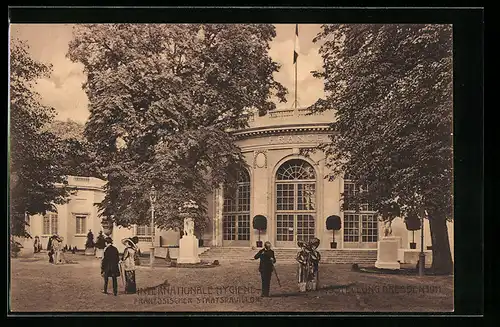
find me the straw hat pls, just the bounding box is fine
[121,238,138,250]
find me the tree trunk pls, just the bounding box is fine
[428,214,453,274]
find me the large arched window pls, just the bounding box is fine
[222,170,251,245]
[275,159,316,246]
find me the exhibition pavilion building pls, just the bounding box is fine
[25,108,453,263]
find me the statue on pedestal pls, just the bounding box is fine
[177,200,201,264]
[383,219,393,237]
[179,200,198,237]
[183,217,195,237]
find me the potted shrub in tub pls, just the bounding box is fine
[326,215,341,248]
[252,215,267,248]
[405,212,421,249]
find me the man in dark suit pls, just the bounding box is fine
[101,237,120,296]
[254,241,276,297]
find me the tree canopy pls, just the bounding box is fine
[67,24,287,231]
[49,119,103,179]
[309,24,453,273]
[9,39,70,237]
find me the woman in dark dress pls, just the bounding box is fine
[47,236,54,263]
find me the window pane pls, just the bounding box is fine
[238,183,250,212]
[50,214,58,235]
[343,214,360,242]
[237,215,250,241]
[297,214,315,242]
[276,214,294,241]
[137,225,152,236]
[276,183,294,210]
[43,215,50,235]
[361,214,378,242]
[222,170,250,241]
[76,216,86,234]
[297,183,315,210]
[223,215,236,240]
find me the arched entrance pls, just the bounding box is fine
[275,159,317,248]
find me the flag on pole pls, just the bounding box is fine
[293,24,300,64]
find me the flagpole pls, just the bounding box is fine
[294,24,298,116]
[295,49,298,115]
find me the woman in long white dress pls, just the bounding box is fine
[121,238,138,294]
[95,231,106,259]
[53,236,64,264]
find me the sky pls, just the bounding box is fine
[10,24,325,123]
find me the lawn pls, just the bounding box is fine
[9,252,453,313]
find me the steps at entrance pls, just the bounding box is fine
[199,247,377,264]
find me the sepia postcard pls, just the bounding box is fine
[8,9,482,314]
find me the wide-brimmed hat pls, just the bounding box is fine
[308,237,320,249]
[121,238,138,250]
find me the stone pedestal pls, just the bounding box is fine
[375,237,401,270]
[177,235,200,264]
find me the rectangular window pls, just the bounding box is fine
[237,214,250,241]
[296,214,315,242]
[297,183,316,211]
[237,184,250,212]
[361,214,378,242]
[344,179,372,211]
[276,183,294,211]
[276,214,294,241]
[343,214,378,243]
[223,215,236,240]
[136,225,152,236]
[223,196,237,213]
[43,213,58,235]
[75,215,87,234]
[43,215,51,235]
[343,214,360,243]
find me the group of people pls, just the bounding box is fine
[253,238,321,297]
[46,234,66,264]
[100,236,140,296]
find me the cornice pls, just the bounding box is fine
[232,123,334,139]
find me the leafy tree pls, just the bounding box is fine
[9,39,71,237]
[50,119,85,141]
[67,24,287,230]
[50,119,103,178]
[309,24,453,274]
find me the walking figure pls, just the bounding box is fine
[254,241,276,297]
[33,236,42,253]
[101,237,120,296]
